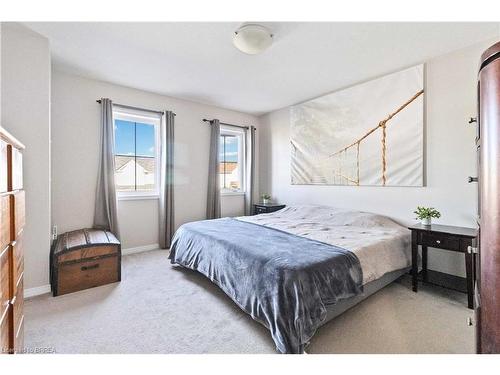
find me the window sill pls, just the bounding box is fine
[221,191,246,197]
[117,194,159,201]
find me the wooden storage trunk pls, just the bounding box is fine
[50,228,121,296]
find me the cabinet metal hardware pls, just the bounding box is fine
[468,176,478,183]
[81,264,100,271]
[467,246,478,254]
[469,117,477,124]
[467,317,474,326]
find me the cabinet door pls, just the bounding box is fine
[0,140,7,193]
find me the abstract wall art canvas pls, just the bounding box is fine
[290,64,424,186]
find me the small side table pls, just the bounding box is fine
[408,223,477,309]
[253,203,286,215]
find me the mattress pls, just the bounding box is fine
[238,205,412,285]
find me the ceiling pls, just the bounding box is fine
[24,22,499,115]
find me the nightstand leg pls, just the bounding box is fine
[411,231,418,292]
[465,251,474,309]
[422,245,428,282]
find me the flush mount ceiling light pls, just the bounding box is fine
[232,24,273,55]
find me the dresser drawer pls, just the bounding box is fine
[0,305,12,354]
[420,232,460,251]
[0,247,11,317]
[254,206,268,215]
[12,275,23,338]
[12,236,24,295]
[0,195,10,252]
[0,140,7,193]
[8,146,23,191]
[11,191,25,238]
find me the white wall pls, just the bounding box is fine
[259,40,494,277]
[51,70,259,251]
[1,23,51,289]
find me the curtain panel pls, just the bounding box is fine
[159,111,175,248]
[206,119,221,219]
[244,126,256,215]
[93,98,120,238]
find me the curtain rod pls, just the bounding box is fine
[96,100,176,116]
[202,118,254,130]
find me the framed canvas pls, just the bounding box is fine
[290,64,424,186]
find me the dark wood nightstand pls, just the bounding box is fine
[408,223,477,309]
[253,203,286,215]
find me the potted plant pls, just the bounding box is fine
[261,194,271,205]
[414,206,441,226]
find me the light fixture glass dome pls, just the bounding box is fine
[232,24,273,55]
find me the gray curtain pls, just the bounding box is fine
[244,126,256,216]
[206,119,221,219]
[94,98,120,238]
[159,111,175,249]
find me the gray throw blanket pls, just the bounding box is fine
[168,218,363,353]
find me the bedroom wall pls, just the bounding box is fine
[1,23,52,290]
[51,70,259,252]
[258,40,495,277]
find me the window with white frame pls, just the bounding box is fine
[219,126,245,194]
[113,108,161,198]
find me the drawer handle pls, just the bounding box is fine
[436,240,441,244]
[81,264,99,271]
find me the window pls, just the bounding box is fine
[219,127,245,194]
[113,109,160,198]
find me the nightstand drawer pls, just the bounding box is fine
[253,204,286,215]
[254,206,268,215]
[420,232,460,251]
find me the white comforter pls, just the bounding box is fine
[238,205,411,285]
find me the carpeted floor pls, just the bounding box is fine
[25,250,474,354]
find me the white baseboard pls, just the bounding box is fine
[24,284,51,299]
[122,243,160,256]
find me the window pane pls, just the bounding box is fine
[136,122,155,157]
[136,156,156,191]
[219,134,241,191]
[115,155,135,191]
[114,120,135,156]
[114,113,159,194]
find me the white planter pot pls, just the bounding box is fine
[421,217,432,226]
[262,199,270,205]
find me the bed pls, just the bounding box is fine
[169,205,411,353]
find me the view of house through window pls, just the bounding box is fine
[219,127,244,193]
[113,110,160,196]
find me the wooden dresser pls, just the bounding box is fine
[0,126,25,354]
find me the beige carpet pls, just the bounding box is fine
[25,250,474,354]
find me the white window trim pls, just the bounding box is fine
[220,126,246,195]
[113,108,161,199]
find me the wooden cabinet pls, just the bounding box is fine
[0,126,25,355]
[477,41,500,353]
